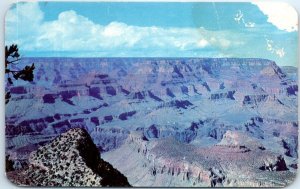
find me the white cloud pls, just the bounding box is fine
[253,2,298,32]
[5,2,243,55]
[103,22,127,37]
[5,2,44,46]
[197,39,209,48]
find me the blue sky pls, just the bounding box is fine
[5,2,298,67]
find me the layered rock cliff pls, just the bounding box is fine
[102,131,295,187]
[5,58,298,187]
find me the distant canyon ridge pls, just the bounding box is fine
[6,58,298,187]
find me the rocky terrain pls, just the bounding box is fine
[103,131,294,187]
[6,128,130,187]
[5,57,298,187]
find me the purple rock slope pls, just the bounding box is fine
[5,58,298,187]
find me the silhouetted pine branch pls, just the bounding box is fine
[5,44,35,104]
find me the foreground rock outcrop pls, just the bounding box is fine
[7,128,131,187]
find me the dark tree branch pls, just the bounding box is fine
[5,44,35,104]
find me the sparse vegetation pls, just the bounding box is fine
[5,44,35,104]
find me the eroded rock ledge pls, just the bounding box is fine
[7,128,131,187]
